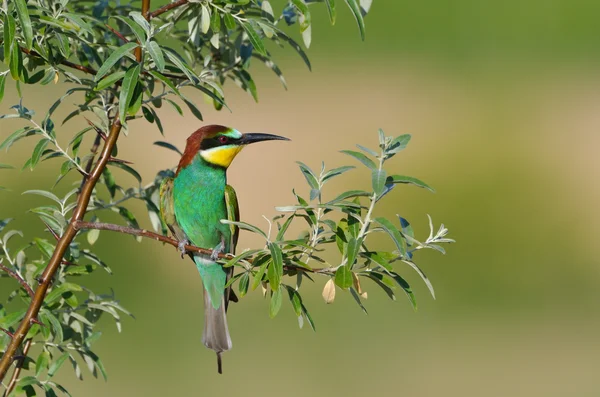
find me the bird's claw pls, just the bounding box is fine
[210,241,225,261]
[178,239,189,258]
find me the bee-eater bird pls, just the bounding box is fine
[159,125,289,374]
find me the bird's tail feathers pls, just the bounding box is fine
[202,290,232,374]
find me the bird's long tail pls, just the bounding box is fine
[202,289,232,374]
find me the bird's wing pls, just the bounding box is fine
[224,184,240,308]
[224,185,240,253]
[159,176,188,243]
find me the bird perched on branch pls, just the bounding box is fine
[159,125,289,374]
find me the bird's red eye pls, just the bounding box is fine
[218,136,229,144]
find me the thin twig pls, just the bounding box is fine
[72,221,332,275]
[148,0,188,19]
[0,263,34,299]
[0,328,13,338]
[3,339,32,397]
[105,24,130,43]
[20,47,97,76]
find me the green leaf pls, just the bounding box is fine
[221,220,267,239]
[112,16,146,43]
[238,273,249,297]
[390,271,417,310]
[129,11,151,37]
[15,0,33,50]
[386,175,435,192]
[119,63,142,122]
[223,13,236,30]
[374,217,407,257]
[360,251,394,271]
[0,73,6,103]
[275,215,294,241]
[9,42,23,81]
[328,190,370,204]
[334,265,352,289]
[371,169,387,195]
[48,353,69,377]
[340,150,376,169]
[147,41,165,72]
[181,95,203,121]
[3,13,15,61]
[30,139,50,170]
[0,309,26,328]
[268,242,283,291]
[95,71,126,91]
[251,256,269,290]
[325,0,337,24]
[400,261,435,299]
[349,287,368,314]
[322,166,354,183]
[45,283,83,305]
[149,71,180,95]
[345,236,361,269]
[164,49,197,82]
[269,287,283,318]
[94,42,139,81]
[296,161,319,190]
[241,22,267,56]
[345,0,366,40]
[36,351,50,377]
[292,0,311,32]
[23,189,61,204]
[153,141,182,155]
[386,134,411,156]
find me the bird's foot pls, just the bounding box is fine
[210,241,225,261]
[177,239,189,258]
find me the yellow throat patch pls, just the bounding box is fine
[200,145,244,168]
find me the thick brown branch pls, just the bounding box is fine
[135,0,152,62]
[0,263,34,299]
[148,0,189,19]
[0,119,123,382]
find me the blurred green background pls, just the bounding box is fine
[2,1,600,396]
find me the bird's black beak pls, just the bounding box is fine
[239,133,290,145]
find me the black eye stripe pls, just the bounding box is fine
[200,136,238,150]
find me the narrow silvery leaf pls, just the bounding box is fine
[385,134,411,157]
[0,73,5,103]
[15,0,33,50]
[400,261,435,299]
[87,229,100,245]
[112,16,146,43]
[268,242,283,290]
[147,41,165,72]
[371,169,387,195]
[387,175,435,192]
[269,287,283,318]
[344,0,366,40]
[118,63,141,123]
[129,11,151,37]
[95,42,139,81]
[325,0,336,24]
[241,22,267,56]
[374,217,407,257]
[341,150,376,169]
